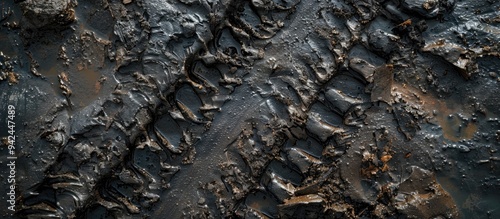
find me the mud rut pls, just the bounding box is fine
[0,0,500,218]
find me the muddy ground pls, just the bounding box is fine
[0,0,499,218]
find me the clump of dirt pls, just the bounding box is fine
[19,0,77,29]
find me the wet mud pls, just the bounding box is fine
[0,0,499,218]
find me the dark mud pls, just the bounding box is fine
[0,0,499,218]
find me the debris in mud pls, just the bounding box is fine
[25,51,42,77]
[7,71,19,85]
[58,72,71,97]
[0,52,16,84]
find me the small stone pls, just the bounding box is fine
[123,0,132,4]
[197,197,205,205]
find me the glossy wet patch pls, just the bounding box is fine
[154,114,183,154]
[244,191,280,217]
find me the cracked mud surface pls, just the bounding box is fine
[0,0,499,218]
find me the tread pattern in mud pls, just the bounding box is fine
[0,0,500,218]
